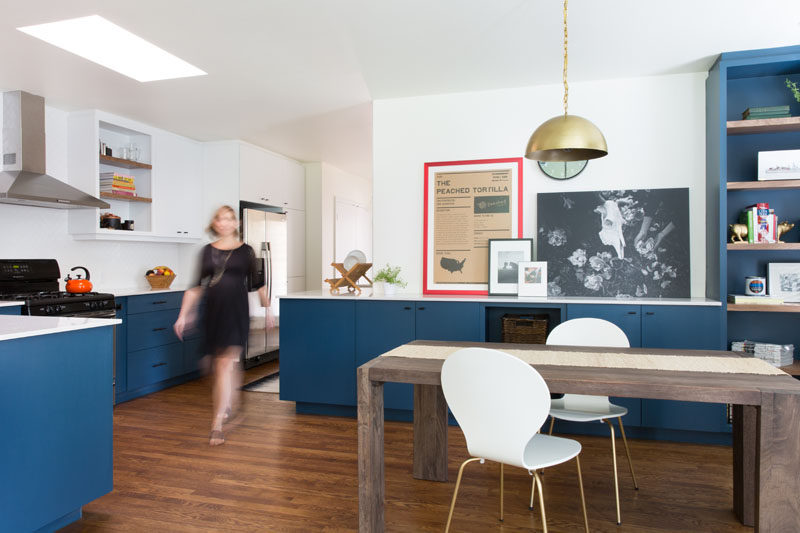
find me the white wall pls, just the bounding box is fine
[373,72,708,296]
[0,105,185,291]
[304,161,372,289]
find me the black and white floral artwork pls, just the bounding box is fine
[537,188,690,298]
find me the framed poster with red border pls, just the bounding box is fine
[423,157,524,295]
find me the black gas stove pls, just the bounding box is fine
[0,259,116,317]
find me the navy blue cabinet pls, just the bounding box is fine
[0,306,21,315]
[356,301,416,410]
[415,302,481,342]
[641,305,728,433]
[115,298,127,396]
[280,298,356,406]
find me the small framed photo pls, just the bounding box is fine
[488,238,533,295]
[517,261,548,297]
[768,263,800,302]
[758,149,800,181]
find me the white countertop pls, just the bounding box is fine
[0,301,24,308]
[0,315,122,342]
[280,290,722,307]
[100,285,194,297]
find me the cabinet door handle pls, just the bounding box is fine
[645,311,655,316]
[153,327,167,332]
[152,362,167,368]
[418,306,426,310]
[627,311,637,315]
[152,300,167,305]
[403,306,412,310]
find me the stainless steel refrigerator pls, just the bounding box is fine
[242,207,287,368]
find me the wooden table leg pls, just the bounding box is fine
[755,392,800,532]
[732,404,756,526]
[413,384,448,481]
[358,365,384,533]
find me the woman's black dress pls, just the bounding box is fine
[198,243,264,355]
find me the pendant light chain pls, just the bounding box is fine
[562,0,569,117]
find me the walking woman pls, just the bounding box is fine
[174,205,266,445]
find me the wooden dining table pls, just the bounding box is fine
[357,340,800,532]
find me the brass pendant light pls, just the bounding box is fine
[525,0,607,162]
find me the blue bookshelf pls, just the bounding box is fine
[707,45,800,357]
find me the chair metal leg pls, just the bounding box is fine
[575,455,589,533]
[445,457,482,533]
[617,417,638,489]
[533,471,548,533]
[529,471,536,509]
[604,419,622,525]
[499,462,504,522]
[548,416,555,435]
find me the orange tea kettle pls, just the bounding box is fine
[64,266,93,293]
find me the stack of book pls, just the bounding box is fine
[99,172,136,197]
[738,203,777,243]
[728,294,784,305]
[731,340,794,367]
[742,105,791,120]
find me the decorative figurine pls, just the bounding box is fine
[729,223,749,243]
[777,221,795,243]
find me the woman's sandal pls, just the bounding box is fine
[209,429,225,446]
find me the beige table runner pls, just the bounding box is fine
[381,344,785,376]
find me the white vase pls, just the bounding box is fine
[384,283,397,296]
[372,281,385,296]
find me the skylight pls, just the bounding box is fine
[18,15,207,82]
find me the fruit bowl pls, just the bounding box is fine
[145,266,176,290]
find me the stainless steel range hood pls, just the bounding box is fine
[1,91,109,209]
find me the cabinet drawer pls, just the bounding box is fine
[127,343,183,390]
[127,309,180,351]
[127,292,183,314]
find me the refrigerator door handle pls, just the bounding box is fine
[265,242,273,302]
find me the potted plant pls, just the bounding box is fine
[373,264,407,296]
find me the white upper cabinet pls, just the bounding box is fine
[239,143,304,210]
[67,110,202,243]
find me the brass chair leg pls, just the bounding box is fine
[548,416,555,435]
[575,455,589,533]
[500,462,504,522]
[533,471,548,533]
[529,471,536,509]
[617,417,638,489]
[445,457,482,533]
[604,419,622,525]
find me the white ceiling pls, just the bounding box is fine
[2,0,799,179]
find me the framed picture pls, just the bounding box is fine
[423,158,524,294]
[758,149,800,181]
[488,238,533,295]
[517,261,548,297]
[768,263,800,302]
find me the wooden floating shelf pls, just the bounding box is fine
[100,192,152,203]
[99,154,152,170]
[727,242,800,250]
[728,303,800,313]
[727,179,800,190]
[727,116,800,135]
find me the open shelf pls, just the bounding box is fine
[728,303,800,313]
[99,192,152,203]
[99,154,152,170]
[727,116,800,135]
[727,179,800,190]
[727,242,800,250]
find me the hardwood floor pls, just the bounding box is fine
[62,364,749,532]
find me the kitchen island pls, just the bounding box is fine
[0,315,119,532]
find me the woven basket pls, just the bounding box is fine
[501,314,549,345]
[146,273,176,290]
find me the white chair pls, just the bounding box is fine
[441,347,589,533]
[546,317,638,525]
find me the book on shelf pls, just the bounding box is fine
[728,294,784,305]
[738,203,776,243]
[745,113,791,120]
[742,105,790,115]
[731,340,794,367]
[101,189,137,198]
